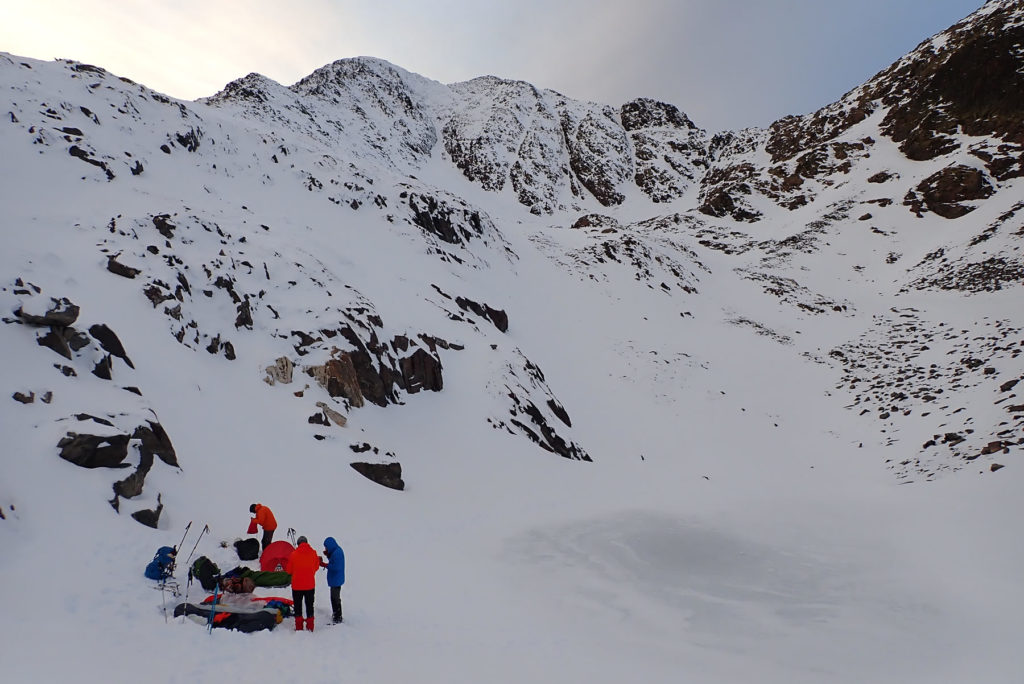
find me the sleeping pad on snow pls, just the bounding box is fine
[173,596,292,632]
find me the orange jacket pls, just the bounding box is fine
[287,542,321,591]
[251,504,277,532]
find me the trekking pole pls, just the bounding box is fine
[183,524,209,568]
[287,527,296,545]
[174,521,193,555]
[180,571,193,624]
[207,579,221,634]
[161,582,168,623]
[172,521,192,576]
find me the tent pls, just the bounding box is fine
[260,540,294,572]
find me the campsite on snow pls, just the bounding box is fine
[2,2,1023,682]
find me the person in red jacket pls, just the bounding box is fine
[248,503,277,551]
[286,535,322,631]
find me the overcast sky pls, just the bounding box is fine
[2,0,984,131]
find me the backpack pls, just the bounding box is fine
[219,576,256,594]
[190,555,221,591]
[234,538,260,561]
[144,546,177,580]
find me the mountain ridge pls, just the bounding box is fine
[2,1,1022,527]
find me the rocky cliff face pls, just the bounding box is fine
[702,0,1024,223]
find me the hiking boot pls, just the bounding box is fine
[306,617,315,632]
[294,616,303,631]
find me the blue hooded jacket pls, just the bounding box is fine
[323,537,345,586]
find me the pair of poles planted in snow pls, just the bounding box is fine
[158,522,210,624]
[183,523,210,627]
[160,521,194,623]
[183,524,223,634]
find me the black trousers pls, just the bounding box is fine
[261,528,274,550]
[330,586,343,621]
[292,589,314,619]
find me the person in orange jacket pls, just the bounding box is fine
[286,535,322,631]
[248,503,277,551]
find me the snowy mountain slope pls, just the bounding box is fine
[2,2,1023,682]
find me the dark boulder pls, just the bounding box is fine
[113,447,154,499]
[131,493,163,528]
[67,329,90,351]
[37,329,73,359]
[57,432,131,468]
[350,462,405,491]
[92,355,113,380]
[904,165,994,218]
[89,324,135,369]
[310,354,365,407]
[106,255,141,279]
[546,398,572,427]
[133,421,178,467]
[455,296,508,333]
[68,145,114,180]
[235,298,253,329]
[152,214,175,239]
[980,440,1007,456]
[400,348,443,394]
[15,297,80,327]
[36,323,88,360]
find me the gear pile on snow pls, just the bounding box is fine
[174,595,293,633]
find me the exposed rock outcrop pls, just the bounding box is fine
[58,432,131,469]
[264,356,295,385]
[903,165,994,218]
[350,461,405,491]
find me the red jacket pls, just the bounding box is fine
[251,504,277,532]
[287,542,321,591]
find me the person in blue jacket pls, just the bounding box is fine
[321,537,346,623]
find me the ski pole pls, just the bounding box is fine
[161,582,168,623]
[172,521,192,575]
[174,521,192,555]
[207,579,221,634]
[180,571,193,624]
[183,524,209,568]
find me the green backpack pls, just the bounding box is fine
[190,556,220,591]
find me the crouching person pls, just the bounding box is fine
[286,535,322,631]
[322,537,346,623]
